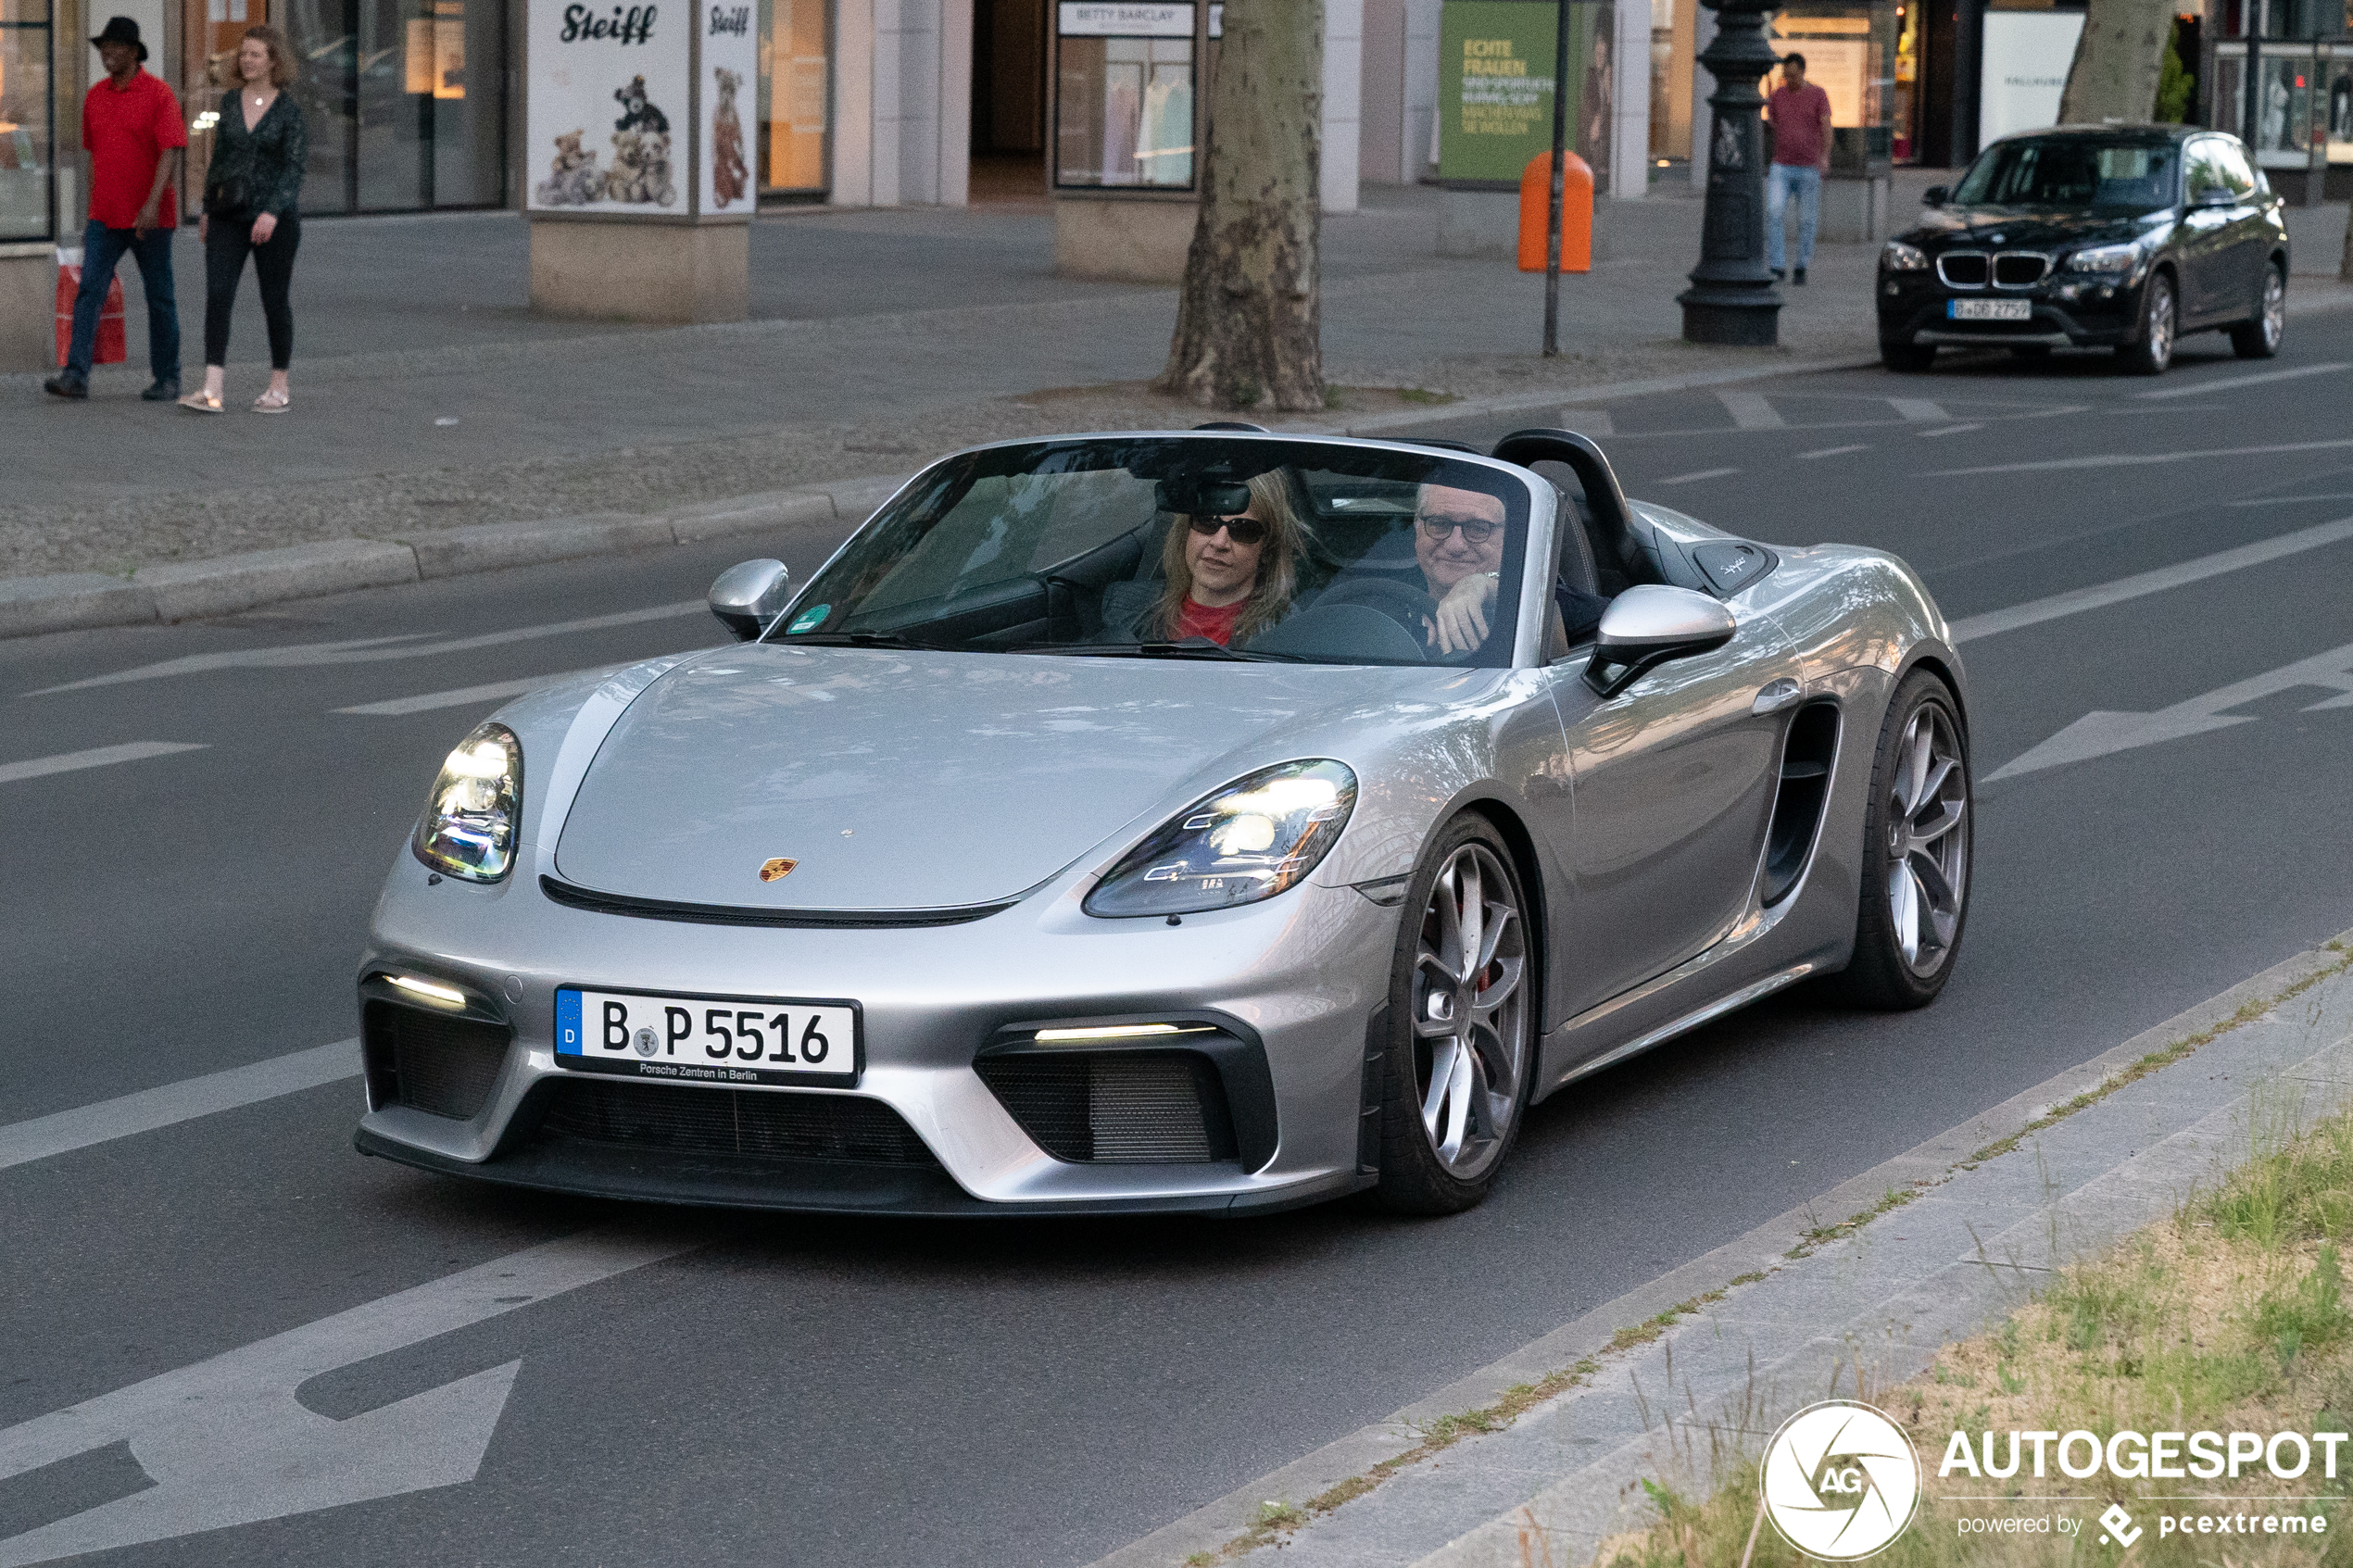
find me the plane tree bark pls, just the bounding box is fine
[2056,0,2177,124]
[1156,0,1326,412]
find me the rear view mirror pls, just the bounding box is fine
[1586,585,1737,698]
[709,558,792,642]
[1922,185,1948,206]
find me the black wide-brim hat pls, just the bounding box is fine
[91,16,149,60]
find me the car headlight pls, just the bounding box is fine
[2067,243,2140,274]
[413,721,522,882]
[1084,759,1358,918]
[1881,240,1929,271]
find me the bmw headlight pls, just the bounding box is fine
[1085,759,1358,918]
[413,721,522,882]
[1881,240,1929,271]
[2067,243,2140,274]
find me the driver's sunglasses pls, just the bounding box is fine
[1189,515,1269,546]
[1418,517,1502,545]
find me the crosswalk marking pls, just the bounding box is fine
[0,741,208,786]
[1889,398,1950,422]
[1717,391,1784,429]
[1558,408,1614,436]
[2135,362,2348,402]
[335,665,618,717]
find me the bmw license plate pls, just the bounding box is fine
[557,987,861,1086]
[1948,298,2032,321]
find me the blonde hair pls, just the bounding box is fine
[240,24,298,86]
[1145,471,1306,646]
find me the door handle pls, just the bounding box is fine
[1752,678,1804,715]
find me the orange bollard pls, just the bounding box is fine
[1517,150,1592,273]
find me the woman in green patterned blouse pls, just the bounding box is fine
[180,26,307,414]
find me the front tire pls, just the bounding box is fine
[2117,272,2177,376]
[1827,671,1973,1010]
[1374,815,1534,1215]
[2229,262,2285,359]
[1881,339,1936,373]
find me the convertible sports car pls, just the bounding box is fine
[355,428,1972,1216]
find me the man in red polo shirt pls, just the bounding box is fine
[1763,52,1833,286]
[45,17,185,401]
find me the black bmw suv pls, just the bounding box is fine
[1878,124,2290,375]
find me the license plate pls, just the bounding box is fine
[557,987,862,1086]
[1948,297,2033,321]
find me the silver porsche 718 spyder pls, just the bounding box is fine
[355,428,1972,1216]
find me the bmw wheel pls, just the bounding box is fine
[2229,262,2285,359]
[1829,671,1972,1010]
[2118,272,2176,376]
[1375,815,1533,1214]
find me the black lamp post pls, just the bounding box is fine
[1678,0,1784,345]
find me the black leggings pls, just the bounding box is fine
[203,212,300,370]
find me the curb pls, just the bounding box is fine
[0,473,909,642]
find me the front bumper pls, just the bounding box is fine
[355,854,1401,1215]
[1877,270,2145,348]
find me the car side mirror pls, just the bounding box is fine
[1585,584,1738,698]
[2195,185,2236,208]
[1922,185,1947,207]
[709,558,792,642]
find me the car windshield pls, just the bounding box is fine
[1951,137,2180,214]
[766,436,1536,668]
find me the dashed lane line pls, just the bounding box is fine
[1930,436,2353,476]
[336,665,619,716]
[0,1039,359,1173]
[1919,423,1985,437]
[1656,469,1740,484]
[2134,362,2349,401]
[0,741,207,785]
[1795,445,1871,459]
[2226,493,2353,507]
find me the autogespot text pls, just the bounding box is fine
[1941,1429,2351,1481]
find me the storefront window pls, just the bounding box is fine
[2326,44,2351,164]
[757,0,827,194]
[0,0,52,241]
[1768,4,1897,167]
[1055,3,1194,188]
[274,0,504,212]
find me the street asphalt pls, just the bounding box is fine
[5,316,2353,1566]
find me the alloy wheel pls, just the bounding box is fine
[1410,842,1529,1180]
[1884,704,1969,976]
[2145,277,2175,370]
[2261,269,2285,351]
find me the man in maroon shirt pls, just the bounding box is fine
[45,17,185,401]
[1763,52,1833,285]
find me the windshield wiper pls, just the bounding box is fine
[1015,639,1308,663]
[779,630,949,650]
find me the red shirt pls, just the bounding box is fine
[1173,596,1246,646]
[83,70,186,229]
[1767,82,1832,169]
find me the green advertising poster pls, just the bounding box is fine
[1439,0,1612,190]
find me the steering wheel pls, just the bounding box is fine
[1315,578,1435,641]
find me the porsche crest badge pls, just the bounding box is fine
[758,858,798,883]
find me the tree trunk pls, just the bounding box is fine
[2342,197,2353,282]
[1155,0,1325,412]
[2056,0,2178,125]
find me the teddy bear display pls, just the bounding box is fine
[711,68,749,208]
[603,127,676,207]
[532,128,602,206]
[613,74,670,135]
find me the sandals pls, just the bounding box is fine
[253,388,291,415]
[177,389,224,414]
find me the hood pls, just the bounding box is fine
[551,646,1447,911]
[1901,206,2167,252]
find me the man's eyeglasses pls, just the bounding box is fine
[1418,517,1503,546]
[1189,515,1270,546]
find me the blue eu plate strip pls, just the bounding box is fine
[556,989,582,1057]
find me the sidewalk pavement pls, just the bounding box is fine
[1087,929,2353,1568]
[7,177,2350,633]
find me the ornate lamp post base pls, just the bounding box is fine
[1680,0,1783,346]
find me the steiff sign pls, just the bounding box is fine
[528,0,690,211]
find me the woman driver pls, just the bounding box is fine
[1112,472,1306,648]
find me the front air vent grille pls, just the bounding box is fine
[364,1000,510,1121]
[1994,251,2051,288]
[1936,251,1990,288]
[975,1051,1238,1164]
[540,1080,940,1165]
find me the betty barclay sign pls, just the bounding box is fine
[526,0,755,216]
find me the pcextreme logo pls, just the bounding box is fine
[1761,1400,1924,1560]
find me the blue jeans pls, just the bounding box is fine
[1765,164,1822,272]
[64,219,181,383]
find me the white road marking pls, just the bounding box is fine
[0,1040,360,1173]
[29,601,706,696]
[0,1230,698,1568]
[2133,361,2349,401]
[0,741,208,786]
[1657,468,1740,484]
[1990,639,2353,781]
[1888,398,1950,422]
[1717,391,1785,429]
[1558,408,1614,435]
[1919,423,1985,437]
[1796,445,1871,460]
[2225,493,2353,507]
[1930,436,2353,476]
[335,665,619,716]
[1948,515,2353,644]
